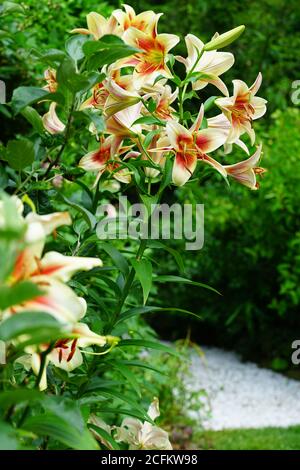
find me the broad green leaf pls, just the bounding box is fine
[0,311,65,342]
[154,275,221,294]
[0,389,44,408]
[87,424,120,450]
[11,86,49,115]
[6,139,35,170]
[0,1,25,16]
[131,258,152,304]
[23,413,98,450]
[65,35,87,63]
[0,281,43,310]
[21,106,44,134]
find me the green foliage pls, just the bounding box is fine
[158,108,300,363]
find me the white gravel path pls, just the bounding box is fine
[186,347,300,430]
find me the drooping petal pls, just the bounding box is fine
[35,251,102,282]
[201,154,228,179]
[25,211,71,237]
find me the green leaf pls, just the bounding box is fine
[6,139,35,170]
[21,106,44,134]
[84,36,141,70]
[24,413,98,450]
[115,305,201,326]
[100,243,129,277]
[65,35,87,63]
[154,275,221,295]
[0,1,25,16]
[204,96,217,112]
[82,387,151,422]
[0,311,65,343]
[0,281,43,310]
[133,116,164,126]
[61,195,97,229]
[118,339,179,357]
[147,240,185,273]
[0,389,44,408]
[82,108,105,132]
[11,86,49,115]
[110,363,141,397]
[131,258,152,304]
[0,421,21,450]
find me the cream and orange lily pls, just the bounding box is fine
[3,207,102,325]
[201,144,265,189]
[116,27,179,88]
[216,73,267,144]
[71,12,121,40]
[30,323,113,390]
[159,106,228,186]
[42,102,65,135]
[176,34,234,95]
[113,4,161,37]
[79,135,132,185]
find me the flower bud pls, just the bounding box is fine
[204,25,245,51]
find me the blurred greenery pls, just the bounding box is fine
[1,0,300,366]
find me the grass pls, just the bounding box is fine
[197,426,300,450]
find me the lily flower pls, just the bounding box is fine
[142,81,178,120]
[42,102,65,134]
[224,144,265,189]
[201,144,265,189]
[104,75,141,117]
[161,106,228,186]
[113,4,162,37]
[105,101,142,138]
[79,135,132,185]
[4,209,102,325]
[207,113,250,154]
[176,34,234,95]
[115,398,172,450]
[216,73,267,144]
[30,323,117,390]
[80,82,109,111]
[117,27,179,88]
[43,68,57,93]
[71,12,120,40]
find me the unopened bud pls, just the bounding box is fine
[204,25,245,51]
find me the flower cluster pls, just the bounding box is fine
[0,197,117,390]
[43,4,267,191]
